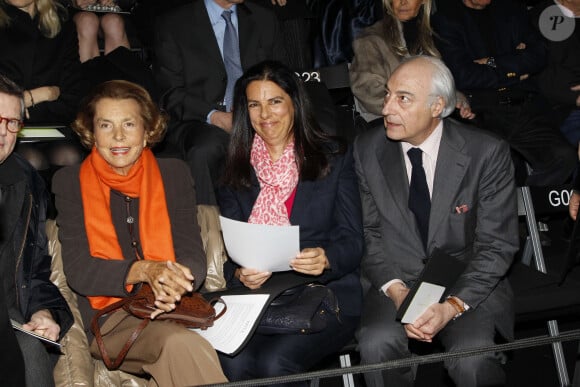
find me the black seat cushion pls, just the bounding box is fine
[509,262,580,323]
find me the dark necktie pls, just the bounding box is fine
[407,147,431,249]
[221,10,243,112]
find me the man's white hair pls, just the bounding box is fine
[400,55,457,118]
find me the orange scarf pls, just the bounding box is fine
[80,147,175,310]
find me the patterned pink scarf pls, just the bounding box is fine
[248,135,299,226]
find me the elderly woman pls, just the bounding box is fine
[217,60,363,384]
[52,80,227,386]
[350,0,473,124]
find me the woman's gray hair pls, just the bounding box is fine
[401,55,457,118]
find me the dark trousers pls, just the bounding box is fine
[471,94,577,187]
[218,314,359,387]
[0,288,25,387]
[358,289,510,387]
[15,330,58,387]
[164,120,230,205]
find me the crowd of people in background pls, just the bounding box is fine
[0,0,579,386]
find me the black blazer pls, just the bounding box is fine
[217,147,364,317]
[154,0,287,123]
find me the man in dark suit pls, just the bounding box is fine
[432,0,576,187]
[354,56,519,387]
[154,0,287,205]
[530,0,580,146]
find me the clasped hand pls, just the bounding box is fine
[404,302,457,342]
[389,283,456,343]
[237,247,329,289]
[128,260,194,319]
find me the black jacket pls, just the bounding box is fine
[1,153,72,333]
[0,3,86,125]
[432,0,547,91]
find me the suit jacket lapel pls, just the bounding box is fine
[376,137,420,239]
[236,3,254,68]
[429,121,470,248]
[196,1,224,70]
[289,180,313,225]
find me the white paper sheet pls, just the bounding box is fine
[191,294,269,355]
[400,282,445,324]
[219,216,300,272]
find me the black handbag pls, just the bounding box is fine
[256,283,340,335]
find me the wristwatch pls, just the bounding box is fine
[446,296,466,320]
[485,57,497,69]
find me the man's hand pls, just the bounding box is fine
[386,282,410,310]
[236,267,271,289]
[473,57,488,65]
[22,309,61,341]
[290,247,329,275]
[405,300,457,342]
[570,191,580,220]
[209,111,233,133]
[271,0,287,5]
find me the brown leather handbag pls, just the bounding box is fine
[91,284,226,370]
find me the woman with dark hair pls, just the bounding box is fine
[218,60,363,384]
[53,80,227,386]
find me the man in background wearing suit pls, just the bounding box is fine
[432,0,576,187]
[354,56,519,387]
[154,0,287,205]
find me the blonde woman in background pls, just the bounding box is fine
[0,0,86,169]
[350,0,474,125]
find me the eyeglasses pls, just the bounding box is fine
[0,115,23,133]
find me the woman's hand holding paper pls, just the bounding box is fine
[290,247,329,276]
[236,267,272,289]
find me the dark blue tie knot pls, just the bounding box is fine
[407,147,423,167]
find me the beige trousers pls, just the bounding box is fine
[90,310,227,386]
